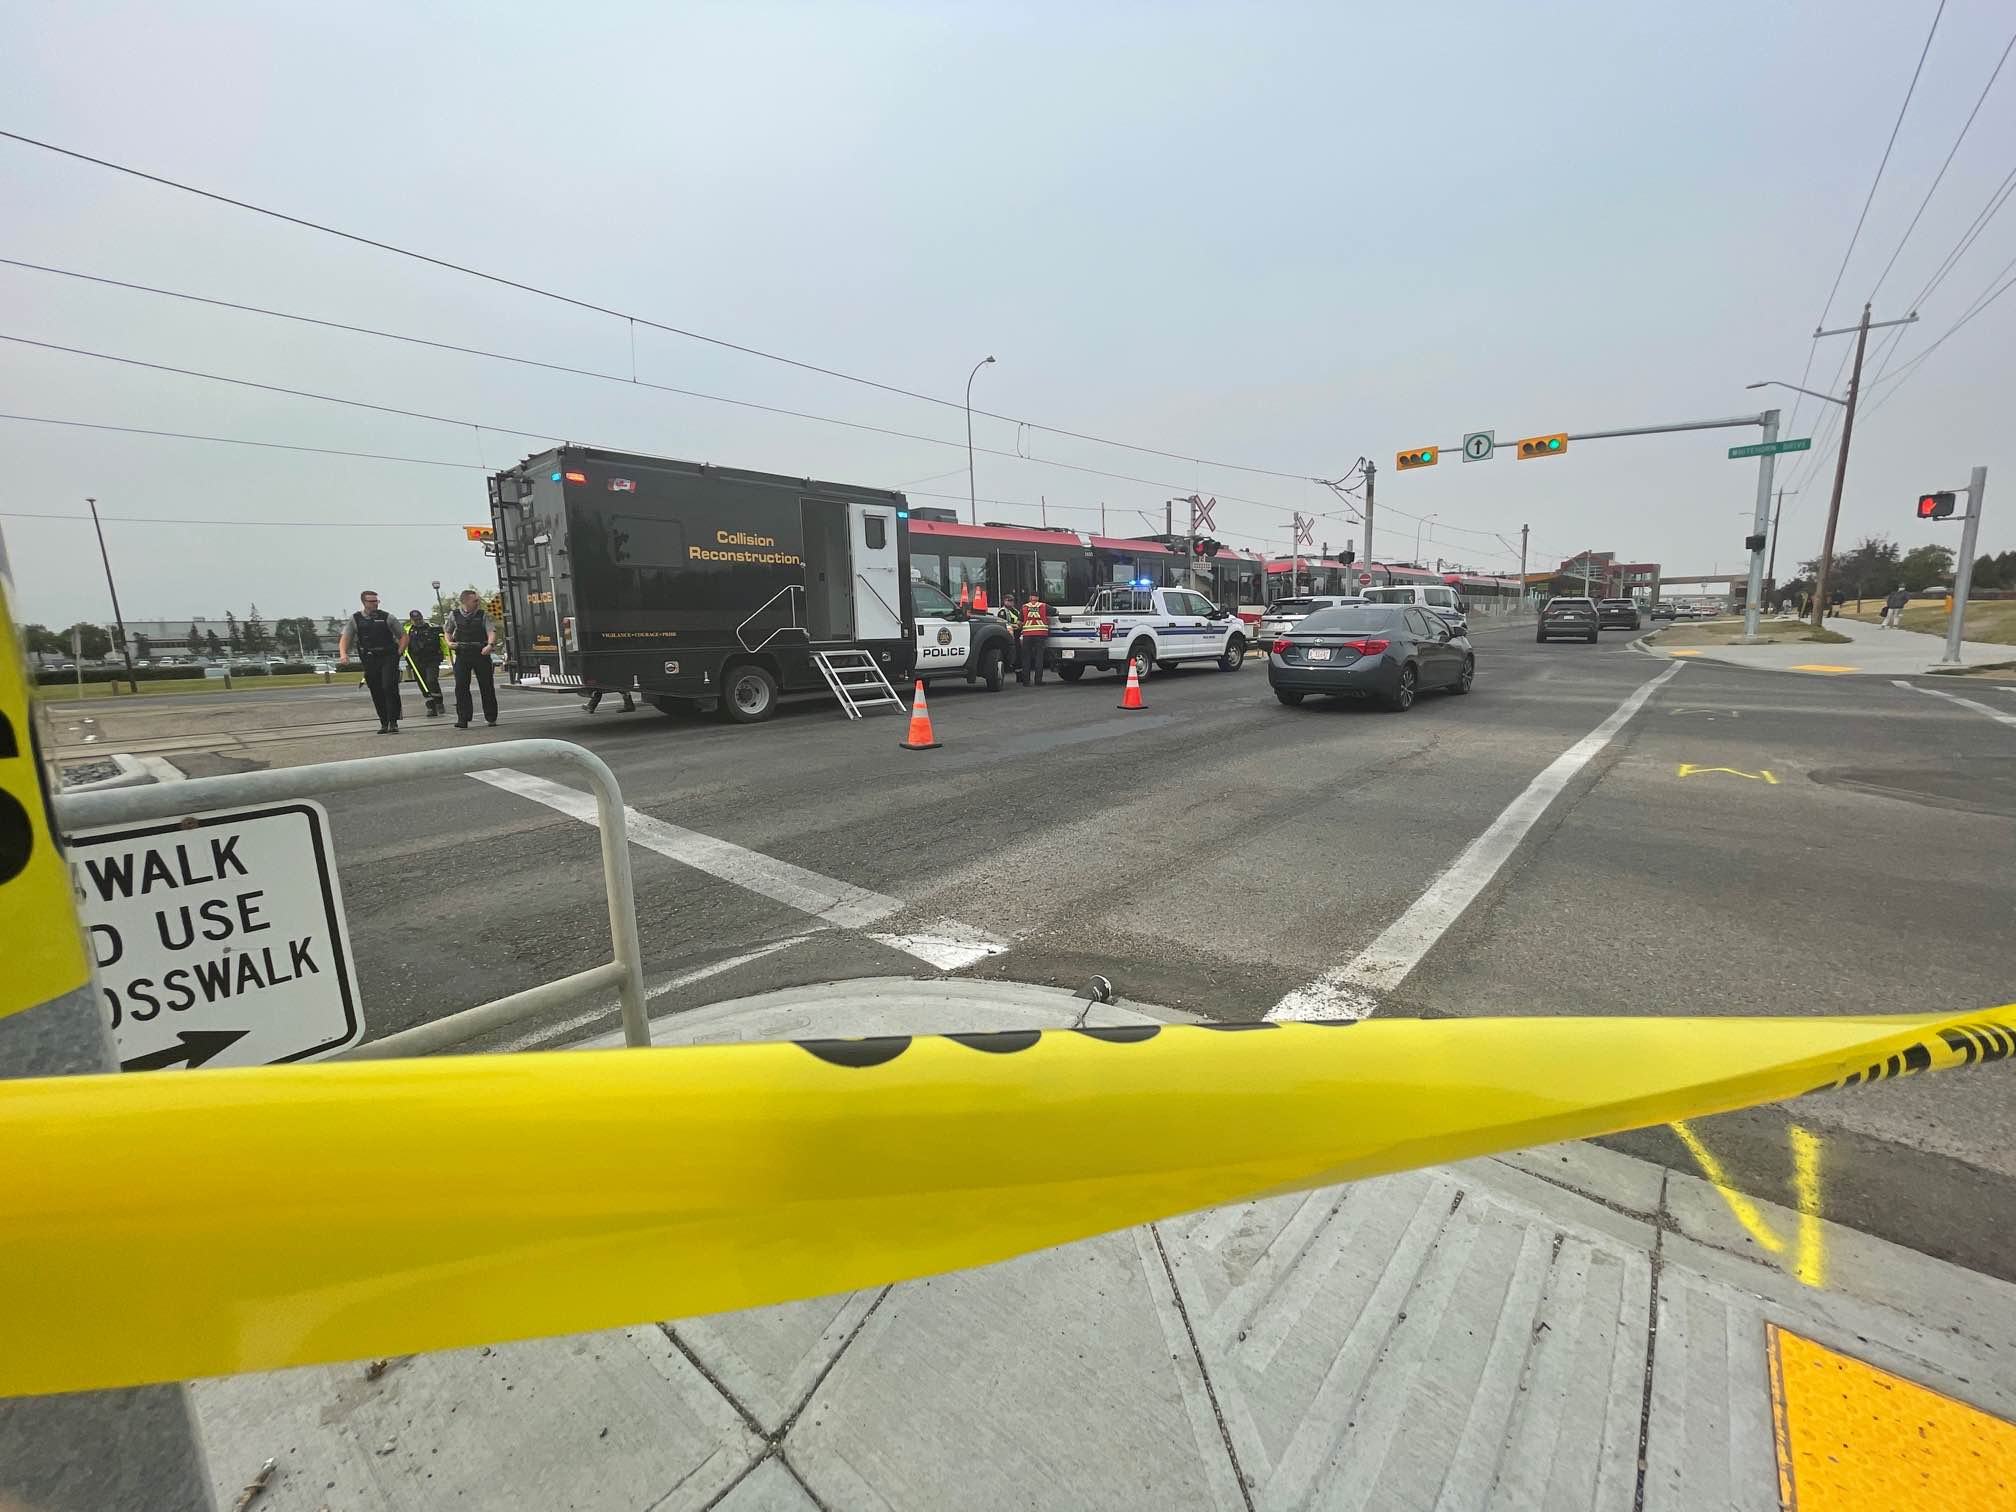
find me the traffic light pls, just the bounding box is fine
[1516,434,1568,459]
[1744,534,1766,552]
[1396,447,1438,470]
[1340,548,1356,566]
[1192,538,1222,558]
[1917,491,1956,520]
[464,525,494,542]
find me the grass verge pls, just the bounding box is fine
[1648,620,1852,647]
[1837,599,2016,645]
[33,672,360,702]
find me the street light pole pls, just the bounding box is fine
[1764,488,1797,606]
[1414,513,1437,564]
[965,355,995,527]
[85,497,138,695]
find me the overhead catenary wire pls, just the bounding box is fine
[0,130,1325,484]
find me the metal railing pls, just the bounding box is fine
[54,739,650,1059]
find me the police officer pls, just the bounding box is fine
[448,588,500,728]
[1018,590,1050,686]
[339,589,403,733]
[402,610,446,717]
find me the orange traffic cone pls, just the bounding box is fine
[973,586,989,612]
[958,582,971,609]
[899,681,942,751]
[1117,659,1146,710]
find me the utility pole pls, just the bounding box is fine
[1518,524,1529,611]
[1936,467,1988,669]
[1186,498,1199,594]
[1361,460,1376,570]
[1808,304,1915,629]
[86,498,138,695]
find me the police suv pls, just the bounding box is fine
[909,578,1017,691]
[1047,585,1250,680]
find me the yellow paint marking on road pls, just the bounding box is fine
[1790,1125,1825,1289]
[1671,1119,1828,1286]
[1768,1324,2016,1510]
[1670,1120,1785,1254]
[1787,663,1862,674]
[1677,764,1780,783]
[1667,648,1702,657]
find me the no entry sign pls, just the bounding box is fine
[71,800,363,1070]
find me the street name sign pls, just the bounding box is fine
[1462,431,1495,462]
[1728,438,1812,460]
[71,800,363,1070]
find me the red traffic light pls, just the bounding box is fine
[1918,492,1955,520]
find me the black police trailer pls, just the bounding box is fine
[488,447,1012,722]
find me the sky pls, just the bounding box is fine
[3,0,2013,626]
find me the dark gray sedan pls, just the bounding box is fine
[1267,604,1473,711]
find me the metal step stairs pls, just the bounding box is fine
[813,650,906,720]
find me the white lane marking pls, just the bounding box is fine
[471,767,903,929]
[1270,661,1685,1021]
[867,918,1011,972]
[1893,679,2016,728]
[491,934,816,1053]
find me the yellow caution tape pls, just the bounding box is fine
[0,569,92,1021]
[1,1009,2010,1396]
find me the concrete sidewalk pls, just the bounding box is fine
[1642,612,2012,677]
[193,982,2016,1510]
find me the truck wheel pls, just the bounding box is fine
[1056,664,1086,682]
[1128,641,1156,679]
[1218,636,1247,671]
[979,644,1005,692]
[719,663,779,723]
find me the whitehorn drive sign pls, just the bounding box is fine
[70,801,364,1070]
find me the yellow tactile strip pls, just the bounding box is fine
[1768,1323,2015,1509]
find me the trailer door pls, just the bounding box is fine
[849,503,903,641]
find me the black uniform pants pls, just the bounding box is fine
[409,653,443,711]
[361,653,402,726]
[454,647,498,725]
[1018,634,1048,685]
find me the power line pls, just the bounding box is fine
[1786,0,1945,443]
[2,509,464,528]
[0,411,487,468]
[0,129,1323,484]
[1816,0,1945,327]
[0,326,1321,518]
[1867,28,2016,301]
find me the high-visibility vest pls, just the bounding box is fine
[1020,600,1050,636]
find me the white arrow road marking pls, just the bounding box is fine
[1894,680,2016,729]
[1270,661,1684,1021]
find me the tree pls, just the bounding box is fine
[272,616,320,656]
[1897,544,1954,593]
[133,633,154,661]
[186,622,202,655]
[63,622,112,659]
[240,604,270,656]
[204,628,224,656]
[1805,536,1900,606]
[223,611,240,653]
[21,624,63,656]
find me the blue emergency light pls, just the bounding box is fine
[1133,577,1153,588]
[550,472,562,481]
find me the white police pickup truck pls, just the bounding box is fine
[1046,585,1250,680]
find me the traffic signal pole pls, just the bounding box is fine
[1739,410,1780,640]
[1362,461,1376,573]
[1936,467,1988,670]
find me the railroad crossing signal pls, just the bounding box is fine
[1190,495,1217,533]
[1917,491,1956,520]
[1396,447,1438,471]
[1516,434,1568,460]
[1294,513,1315,548]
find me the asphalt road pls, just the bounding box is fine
[81,620,2016,1279]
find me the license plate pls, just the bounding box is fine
[1060,649,1075,659]
[1305,648,1332,661]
